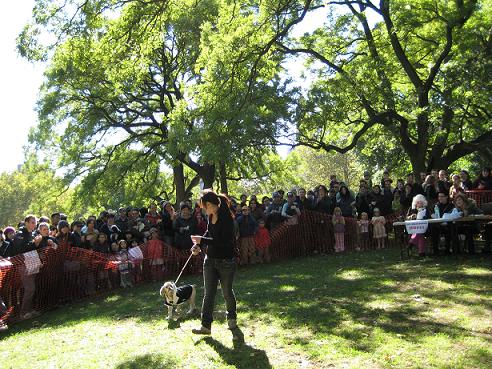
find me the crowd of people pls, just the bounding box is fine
[1,166,492,331]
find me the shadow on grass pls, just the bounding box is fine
[114,353,179,369]
[236,249,492,348]
[199,327,272,369]
[3,248,492,360]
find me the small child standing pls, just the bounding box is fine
[117,240,133,288]
[371,208,386,249]
[128,240,144,284]
[146,229,165,281]
[358,212,370,251]
[332,207,345,252]
[254,219,271,263]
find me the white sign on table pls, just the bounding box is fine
[405,220,429,234]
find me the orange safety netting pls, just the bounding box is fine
[0,243,204,325]
[0,210,401,326]
[269,210,400,260]
[465,190,492,207]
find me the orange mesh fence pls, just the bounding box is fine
[465,190,492,207]
[0,242,204,326]
[269,210,399,261]
[1,209,401,326]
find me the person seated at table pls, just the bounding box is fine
[407,194,431,257]
[453,193,492,254]
[430,192,455,255]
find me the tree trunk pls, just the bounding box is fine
[199,163,216,189]
[219,161,228,195]
[173,163,187,205]
[407,151,427,177]
[428,156,452,173]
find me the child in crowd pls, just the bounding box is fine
[357,212,370,251]
[128,240,144,284]
[332,207,345,252]
[254,219,271,263]
[146,228,164,281]
[371,207,386,249]
[116,239,133,288]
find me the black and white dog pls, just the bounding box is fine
[159,281,196,320]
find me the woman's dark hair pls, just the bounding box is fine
[339,185,350,198]
[200,190,234,220]
[318,185,328,194]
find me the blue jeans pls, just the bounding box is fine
[201,256,237,329]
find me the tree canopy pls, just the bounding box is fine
[16,0,492,205]
[198,0,492,173]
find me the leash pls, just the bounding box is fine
[174,252,193,285]
[174,225,212,285]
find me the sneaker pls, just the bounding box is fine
[227,319,237,330]
[191,326,211,335]
[0,323,8,332]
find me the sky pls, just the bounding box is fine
[0,0,44,173]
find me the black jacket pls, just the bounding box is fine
[0,240,12,257]
[173,216,197,250]
[201,212,235,259]
[437,180,451,194]
[355,192,371,217]
[433,202,454,218]
[11,227,38,256]
[315,196,333,214]
[369,192,387,215]
[297,197,314,211]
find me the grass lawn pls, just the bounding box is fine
[1,249,491,369]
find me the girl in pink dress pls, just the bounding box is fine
[358,212,370,251]
[371,208,386,249]
[332,207,345,252]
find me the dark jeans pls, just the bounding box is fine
[430,223,452,254]
[455,224,478,254]
[201,256,237,329]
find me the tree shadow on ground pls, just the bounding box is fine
[199,327,273,369]
[236,249,492,350]
[3,248,491,357]
[114,353,179,369]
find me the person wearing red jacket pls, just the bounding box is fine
[255,219,271,263]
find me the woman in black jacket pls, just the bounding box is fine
[369,185,386,215]
[337,185,355,217]
[190,190,237,335]
[315,185,333,214]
